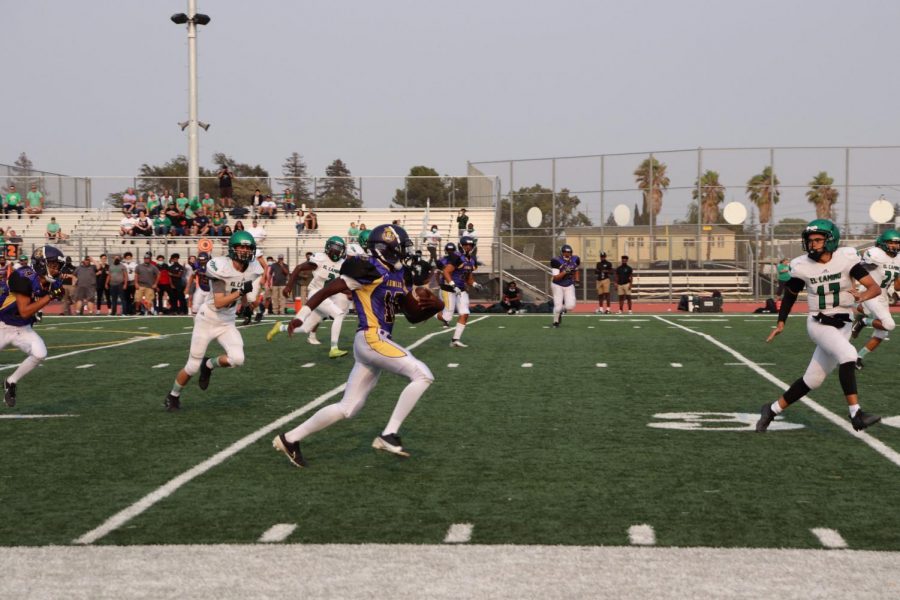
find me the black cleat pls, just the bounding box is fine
[4,379,16,408]
[756,402,776,433]
[372,433,410,457]
[850,410,881,432]
[436,315,450,328]
[855,357,864,371]
[198,356,213,391]
[850,314,866,340]
[273,433,307,468]
[164,393,181,412]
[254,311,263,323]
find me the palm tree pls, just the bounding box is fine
[806,171,838,220]
[634,157,670,220]
[746,166,780,227]
[692,170,726,260]
[692,170,725,224]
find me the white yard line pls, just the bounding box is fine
[73,317,488,545]
[0,414,77,420]
[628,524,656,546]
[810,528,847,549]
[259,524,297,543]
[443,523,473,544]
[655,315,900,468]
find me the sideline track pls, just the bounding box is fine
[73,316,489,545]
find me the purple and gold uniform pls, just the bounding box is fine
[0,267,46,327]
[447,252,477,290]
[551,249,581,325]
[550,254,581,287]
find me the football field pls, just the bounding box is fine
[2,312,899,597]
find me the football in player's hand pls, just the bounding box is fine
[402,287,444,323]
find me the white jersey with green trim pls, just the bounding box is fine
[860,245,900,296]
[308,252,344,294]
[789,246,860,316]
[202,256,264,321]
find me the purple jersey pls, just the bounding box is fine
[550,255,581,287]
[0,267,44,326]
[447,252,476,289]
[341,256,409,336]
[194,262,211,291]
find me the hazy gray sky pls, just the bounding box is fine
[5,0,900,221]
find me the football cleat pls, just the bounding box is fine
[372,433,410,457]
[198,356,213,391]
[755,402,776,433]
[855,357,864,371]
[850,410,881,432]
[307,334,321,346]
[850,314,866,339]
[164,393,181,412]
[436,314,450,328]
[273,433,307,468]
[241,314,252,326]
[266,321,282,342]
[4,379,16,408]
[254,310,263,323]
[450,339,468,348]
[328,347,349,359]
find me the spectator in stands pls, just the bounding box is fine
[233,220,246,232]
[201,193,216,216]
[260,194,277,219]
[423,225,441,264]
[155,254,171,314]
[146,192,161,217]
[250,189,264,217]
[217,165,234,208]
[175,191,189,213]
[189,195,203,218]
[160,189,174,209]
[121,187,137,215]
[348,222,360,242]
[132,210,153,239]
[182,201,196,234]
[45,217,68,242]
[220,225,233,242]
[73,256,97,315]
[3,184,23,219]
[615,255,634,314]
[25,184,43,218]
[133,194,147,216]
[295,211,305,235]
[134,252,160,315]
[210,210,227,236]
[247,218,267,244]
[268,254,290,315]
[501,281,523,314]
[164,201,182,235]
[5,227,21,245]
[193,211,211,236]
[153,212,171,237]
[95,254,110,315]
[282,188,296,214]
[107,254,128,316]
[120,213,137,242]
[456,208,469,237]
[304,209,318,232]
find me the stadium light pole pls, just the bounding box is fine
[171,2,211,202]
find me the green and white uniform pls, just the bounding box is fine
[858,245,900,334]
[293,251,349,348]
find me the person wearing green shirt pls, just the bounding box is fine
[175,192,189,212]
[25,184,44,217]
[4,184,23,219]
[153,214,171,236]
[210,211,227,236]
[775,258,791,298]
[189,196,202,213]
[146,193,161,217]
[201,193,216,215]
[45,217,67,241]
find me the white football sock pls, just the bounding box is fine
[8,355,42,385]
[383,378,431,436]
[331,312,345,347]
[849,404,861,417]
[285,403,346,443]
[454,323,465,340]
[770,401,783,414]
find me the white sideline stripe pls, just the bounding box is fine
[628,524,656,546]
[0,414,77,420]
[259,523,297,543]
[521,363,533,368]
[75,364,95,369]
[73,316,488,545]
[670,363,682,368]
[811,528,847,549]
[152,363,170,369]
[725,362,775,366]
[655,316,900,469]
[444,523,473,543]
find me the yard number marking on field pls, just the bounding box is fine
[444,523,473,544]
[655,315,900,468]
[259,523,297,543]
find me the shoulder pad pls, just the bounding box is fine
[340,256,381,282]
[550,258,562,269]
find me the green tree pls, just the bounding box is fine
[211,152,269,203]
[634,157,670,220]
[277,152,312,206]
[746,166,780,227]
[805,171,838,220]
[392,166,446,208]
[692,170,725,224]
[773,217,808,236]
[501,184,591,259]
[316,159,361,208]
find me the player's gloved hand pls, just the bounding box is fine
[286,318,303,337]
[472,282,484,291]
[453,286,462,294]
[240,281,253,295]
[440,282,456,292]
[49,286,65,301]
[50,279,64,292]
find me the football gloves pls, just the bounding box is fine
[48,286,64,301]
[240,281,254,295]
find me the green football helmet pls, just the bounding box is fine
[227,230,257,265]
[875,228,900,257]
[357,229,371,248]
[802,219,840,260]
[325,236,346,262]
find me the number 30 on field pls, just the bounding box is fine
[648,412,805,432]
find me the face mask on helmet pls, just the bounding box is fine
[876,230,900,257]
[325,237,347,262]
[227,232,256,265]
[802,220,840,260]
[459,236,475,255]
[444,242,457,255]
[34,245,65,282]
[368,225,411,270]
[561,244,573,258]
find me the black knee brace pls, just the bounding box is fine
[783,378,811,405]
[838,362,858,396]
